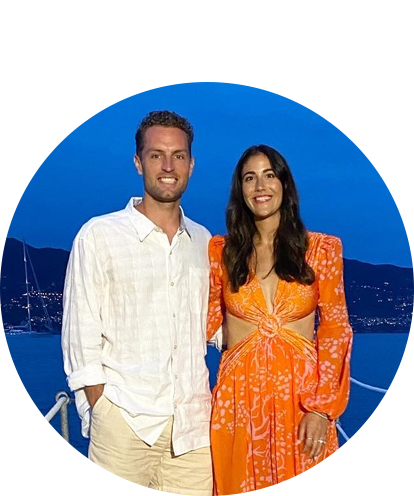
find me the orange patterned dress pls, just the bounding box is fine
[207,232,353,494]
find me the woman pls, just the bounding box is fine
[207,145,353,494]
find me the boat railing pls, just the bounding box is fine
[0,377,414,496]
[0,391,89,496]
[336,377,414,496]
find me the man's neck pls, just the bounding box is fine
[136,196,181,243]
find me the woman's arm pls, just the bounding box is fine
[302,235,353,419]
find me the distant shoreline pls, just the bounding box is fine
[352,328,410,334]
[3,329,411,337]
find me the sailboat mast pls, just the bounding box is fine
[23,241,32,332]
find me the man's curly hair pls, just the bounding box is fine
[135,110,194,158]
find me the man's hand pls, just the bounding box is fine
[84,384,105,410]
[298,412,328,459]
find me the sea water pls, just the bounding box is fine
[0,333,414,496]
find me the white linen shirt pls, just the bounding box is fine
[62,198,212,456]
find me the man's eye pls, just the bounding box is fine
[175,154,184,160]
[151,154,160,159]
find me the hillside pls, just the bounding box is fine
[1,238,413,332]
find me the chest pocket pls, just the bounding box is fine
[189,267,210,314]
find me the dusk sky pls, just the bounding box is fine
[6,82,412,267]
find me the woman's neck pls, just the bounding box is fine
[254,213,280,246]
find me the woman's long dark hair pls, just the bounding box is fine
[224,144,315,292]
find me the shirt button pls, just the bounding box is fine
[175,375,178,379]
[173,313,176,318]
[174,344,177,350]
[174,404,178,409]
[170,281,174,287]
[169,251,172,256]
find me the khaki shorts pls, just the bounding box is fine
[89,396,213,496]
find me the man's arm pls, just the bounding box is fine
[61,229,107,403]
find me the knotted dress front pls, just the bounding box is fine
[207,232,353,494]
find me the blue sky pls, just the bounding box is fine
[7,82,412,267]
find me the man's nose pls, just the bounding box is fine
[162,157,175,172]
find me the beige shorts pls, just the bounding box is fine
[88,396,213,496]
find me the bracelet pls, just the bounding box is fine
[310,410,329,421]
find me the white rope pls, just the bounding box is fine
[0,397,68,467]
[350,377,387,394]
[74,479,89,496]
[336,422,411,491]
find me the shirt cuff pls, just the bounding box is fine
[67,363,107,391]
[72,388,92,438]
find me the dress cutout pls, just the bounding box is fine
[207,232,353,494]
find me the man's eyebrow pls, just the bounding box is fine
[146,148,164,153]
[146,148,189,154]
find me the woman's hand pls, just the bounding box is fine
[298,412,328,459]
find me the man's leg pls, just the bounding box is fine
[149,420,213,496]
[88,396,162,485]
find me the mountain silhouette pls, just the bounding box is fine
[1,238,413,332]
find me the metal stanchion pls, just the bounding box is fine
[56,391,76,496]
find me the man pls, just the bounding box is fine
[62,110,212,495]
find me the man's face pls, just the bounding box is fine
[134,126,194,204]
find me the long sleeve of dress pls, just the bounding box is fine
[302,235,353,419]
[207,236,226,342]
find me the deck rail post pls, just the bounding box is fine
[56,391,76,496]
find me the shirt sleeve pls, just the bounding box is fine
[207,236,226,342]
[302,235,353,419]
[61,228,107,393]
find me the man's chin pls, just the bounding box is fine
[149,190,184,204]
[157,196,182,203]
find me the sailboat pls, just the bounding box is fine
[7,240,59,336]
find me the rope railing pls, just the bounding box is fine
[351,377,414,398]
[0,377,414,496]
[336,422,414,494]
[0,397,69,467]
[0,392,89,496]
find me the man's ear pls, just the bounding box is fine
[189,157,195,177]
[134,154,143,175]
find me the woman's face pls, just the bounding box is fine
[241,153,283,222]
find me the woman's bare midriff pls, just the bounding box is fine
[225,310,316,350]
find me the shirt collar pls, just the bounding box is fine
[126,197,193,242]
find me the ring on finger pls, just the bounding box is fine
[317,438,326,445]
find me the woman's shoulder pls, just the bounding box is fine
[208,235,226,259]
[210,234,226,245]
[308,231,341,244]
[307,231,343,259]
[209,234,226,249]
